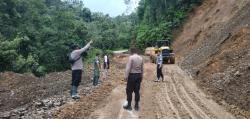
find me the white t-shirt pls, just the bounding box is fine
[104,55,108,63]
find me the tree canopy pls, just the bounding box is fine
[134,0,202,49]
[0,0,201,76]
[0,0,135,76]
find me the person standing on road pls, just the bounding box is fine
[93,53,101,86]
[103,54,110,80]
[70,40,93,99]
[123,47,144,111]
[155,51,164,82]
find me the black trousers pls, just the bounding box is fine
[103,62,110,69]
[157,64,164,79]
[126,73,142,106]
[72,70,82,86]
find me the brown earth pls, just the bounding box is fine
[1,1,250,118]
[52,58,126,119]
[88,63,236,119]
[52,55,236,119]
[173,0,250,118]
[0,57,125,118]
[51,54,129,119]
[0,70,75,112]
[0,54,242,119]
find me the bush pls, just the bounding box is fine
[33,66,46,77]
[85,48,102,64]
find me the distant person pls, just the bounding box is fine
[103,54,110,79]
[123,47,144,111]
[93,53,101,86]
[70,40,93,99]
[155,51,164,82]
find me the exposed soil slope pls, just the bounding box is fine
[173,0,250,118]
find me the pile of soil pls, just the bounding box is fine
[0,56,126,118]
[53,56,126,119]
[0,69,93,118]
[0,70,74,112]
[173,0,250,118]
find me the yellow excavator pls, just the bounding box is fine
[145,40,175,64]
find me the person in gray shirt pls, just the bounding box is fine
[70,40,93,99]
[123,47,144,111]
[155,51,164,82]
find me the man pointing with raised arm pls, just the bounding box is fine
[70,40,93,99]
[123,47,144,111]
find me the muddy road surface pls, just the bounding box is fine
[88,62,235,119]
[53,55,236,119]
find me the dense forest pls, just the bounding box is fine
[0,0,135,76]
[134,0,203,49]
[0,0,202,76]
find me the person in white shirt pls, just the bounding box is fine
[103,54,109,79]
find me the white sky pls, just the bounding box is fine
[82,0,139,17]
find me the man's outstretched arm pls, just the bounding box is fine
[75,40,93,54]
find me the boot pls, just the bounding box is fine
[93,77,98,86]
[134,102,139,111]
[154,78,159,82]
[75,94,80,99]
[75,86,80,99]
[71,86,78,99]
[123,105,132,111]
[123,101,132,111]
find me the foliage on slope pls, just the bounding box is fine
[135,0,202,49]
[0,0,135,76]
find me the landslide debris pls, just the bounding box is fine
[173,0,250,118]
[0,56,125,119]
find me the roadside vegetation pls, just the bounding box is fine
[0,0,134,76]
[0,0,201,76]
[134,0,203,49]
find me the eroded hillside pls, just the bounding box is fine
[173,0,250,118]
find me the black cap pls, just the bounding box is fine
[71,44,79,50]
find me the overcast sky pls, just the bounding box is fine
[82,0,139,17]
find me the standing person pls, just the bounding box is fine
[93,53,101,86]
[155,51,164,82]
[70,40,93,99]
[103,54,110,79]
[123,47,144,111]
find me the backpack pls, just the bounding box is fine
[68,53,81,65]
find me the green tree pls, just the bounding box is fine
[134,0,202,49]
[0,0,135,76]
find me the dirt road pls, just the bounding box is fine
[88,62,236,119]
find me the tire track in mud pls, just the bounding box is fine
[168,74,201,119]
[86,62,235,119]
[167,67,215,119]
[169,72,211,119]
[164,65,235,119]
[173,70,217,119]
[160,83,182,119]
[146,69,171,119]
[175,72,234,119]
[163,79,191,119]
[156,84,177,119]
[172,73,217,119]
